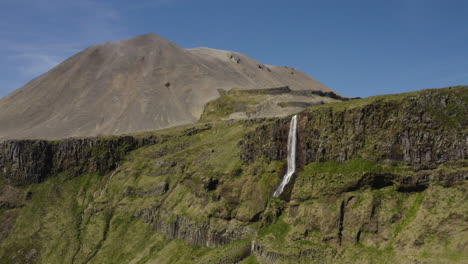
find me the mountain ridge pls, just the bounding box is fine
[0,33,333,141]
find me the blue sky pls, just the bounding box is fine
[0,0,467,98]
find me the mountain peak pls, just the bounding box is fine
[0,34,333,140]
[115,33,177,48]
[128,33,167,42]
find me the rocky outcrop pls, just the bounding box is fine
[0,140,52,185]
[396,166,467,191]
[290,89,358,101]
[240,118,291,163]
[241,87,468,168]
[183,123,213,136]
[198,243,251,264]
[136,208,255,248]
[230,86,355,101]
[251,240,335,263]
[0,136,160,185]
[200,86,343,122]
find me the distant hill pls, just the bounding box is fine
[0,33,334,140]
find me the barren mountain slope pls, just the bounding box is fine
[0,33,332,140]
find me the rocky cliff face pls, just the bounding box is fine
[0,136,160,186]
[242,86,467,167]
[137,208,255,248]
[240,86,468,263]
[0,86,466,264]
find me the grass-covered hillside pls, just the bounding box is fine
[0,86,466,264]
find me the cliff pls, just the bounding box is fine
[0,86,466,264]
[0,136,160,185]
[241,86,466,167]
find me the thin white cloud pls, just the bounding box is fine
[0,0,127,94]
[124,0,182,11]
[13,53,61,76]
[3,41,80,79]
[1,0,181,96]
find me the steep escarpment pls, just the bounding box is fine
[242,86,467,167]
[250,159,467,263]
[0,135,160,185]
[0,86,466,264]
[240,86,468,263]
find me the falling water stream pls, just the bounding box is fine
[273,114,297,197]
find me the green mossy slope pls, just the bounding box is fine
[0,86,466,264]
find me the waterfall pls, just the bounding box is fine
[273,114,297,197]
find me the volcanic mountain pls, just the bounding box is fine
[0,33,334,140]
